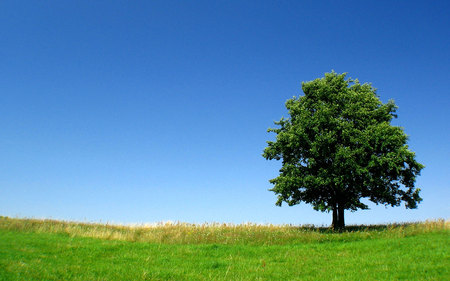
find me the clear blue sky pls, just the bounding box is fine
[1,0,449,225]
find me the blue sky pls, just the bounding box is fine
[1,0,449,225]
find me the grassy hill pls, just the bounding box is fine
[0,217,448,280]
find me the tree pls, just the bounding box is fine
[263,72,424,230]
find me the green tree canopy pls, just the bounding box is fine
[263,72,424,230]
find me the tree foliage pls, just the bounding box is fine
[263,72,424,229]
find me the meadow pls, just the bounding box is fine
[0,216,448,280]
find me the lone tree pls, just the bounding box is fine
[263,72,424,230]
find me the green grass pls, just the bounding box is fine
[0,217,448,280]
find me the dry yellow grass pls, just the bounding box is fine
[0,216,447,245]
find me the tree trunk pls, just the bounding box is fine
[331,203,345,231]
[332,204,338,230]
[338,204,345,230]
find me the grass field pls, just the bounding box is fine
[0,217,448,280]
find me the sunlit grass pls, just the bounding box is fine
[1,217,448,280]
[0,216,447,245]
